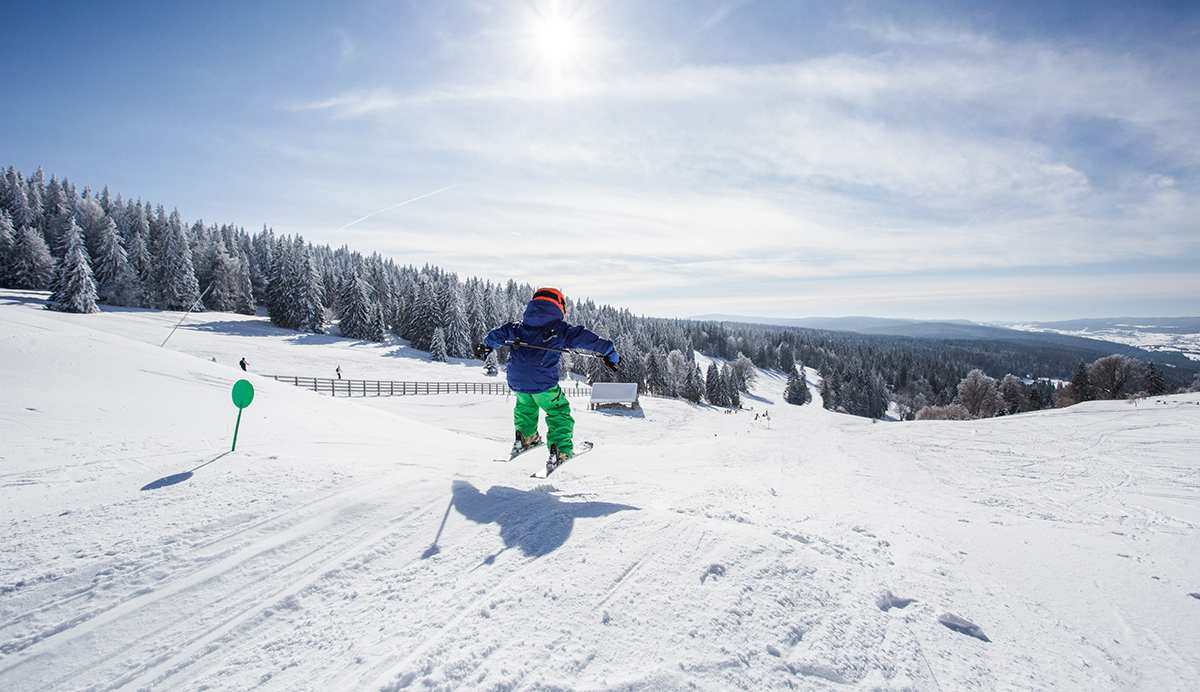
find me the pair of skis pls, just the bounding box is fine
[495,440,594,478]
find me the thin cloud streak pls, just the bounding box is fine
[334,184,458,232]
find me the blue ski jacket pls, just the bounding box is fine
[483,298,613,394]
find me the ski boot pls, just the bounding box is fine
[546,444,571,476]
[512,430,542,456]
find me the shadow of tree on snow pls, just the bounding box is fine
[450,480,638,558]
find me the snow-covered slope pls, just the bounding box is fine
[2,289,1199,691]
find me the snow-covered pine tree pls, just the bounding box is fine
[430,327,448,362]
[292,235,326,334]
[409,276,440,351]
[1,174,37,232]
[336,263,381,341]
[1143,361,1170,396]
[867,371,890,418]
[485,284,504,332]
[722,363,741,408]
[0,210,15,286]
[645,348,670,396]
[265,236,290,326]
[74,196,108,258]
[250,226,275,305]
[784,365,810,405]
[10,224,56,289]
[466,278,488,345]
[262,235,324,333]
[369,302,386,342]
[233,253,256,315]
[389,281,412,339]
[1069,361,1093,403]
[204,250,241,312]
[41,175,71,257]
[820,366,840,411]
[441,280,472,358]
[614,333,644,391]
[666,350,689,397]
[45,219,99,314]
[680,361,705,403]
[484,348,500,376]
[92,216,135,306]
[998,374,1029,415]
[148,203,168,262]
[705,361,724,406]
[152,210,201,310]
[778,344,795,374]
[120,201,151,306]
[26,169,45,218]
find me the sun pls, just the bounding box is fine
[533,14,579,66]
[516,1,605,85]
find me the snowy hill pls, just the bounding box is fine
[2,288,1199,691]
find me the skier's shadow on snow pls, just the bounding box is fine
[441,481,638,559]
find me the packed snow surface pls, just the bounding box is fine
[2,288,1199,691]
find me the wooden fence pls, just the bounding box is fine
[265,376,592,399]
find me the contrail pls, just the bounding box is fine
[335,184,457,232]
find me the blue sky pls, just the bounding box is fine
[3,0,1198,321]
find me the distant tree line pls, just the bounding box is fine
[913,353,1193,421]
[4,166,1196,420]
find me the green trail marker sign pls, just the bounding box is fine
[231,379,255,451]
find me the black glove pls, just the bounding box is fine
[509,337,523,349]
[473,343,493,359]
[603,345,620,372]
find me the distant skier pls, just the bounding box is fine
[239,358,248,371]
[476,287,618,472]
[336,365,342,379]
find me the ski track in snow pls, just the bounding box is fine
[1,289,1199,691]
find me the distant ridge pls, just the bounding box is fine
[688,315,975,332]
[1001,317,1200,334]
[687,313,1200,371]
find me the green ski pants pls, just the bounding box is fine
[514,386,574,456]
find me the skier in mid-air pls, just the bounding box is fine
[476,287,619,474]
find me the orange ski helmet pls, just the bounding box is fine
[532,287,566,315]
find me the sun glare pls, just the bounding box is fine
[515,1,607,86]
[534,14,579,65]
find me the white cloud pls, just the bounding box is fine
[268,19,1199,319]
[292,88,402,116]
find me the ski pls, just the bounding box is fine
[494,440,544,463]
[530,441,593,479]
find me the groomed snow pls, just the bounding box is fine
[2,288,1199,691]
